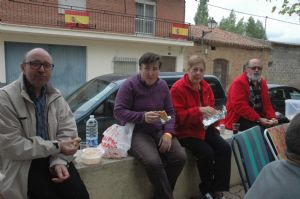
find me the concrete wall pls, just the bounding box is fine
[76,148,241,199]
[269,42,300,89]
[0,32,186,83]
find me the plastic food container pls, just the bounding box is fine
[80,148,103,165]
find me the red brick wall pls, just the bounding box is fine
[87,0,185,22]
[156,0,185,22]
[0,0,185,37]
[87,0,136,15]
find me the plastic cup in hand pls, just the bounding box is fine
[232,123,240,134]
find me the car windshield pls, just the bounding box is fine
[67,79,113,114]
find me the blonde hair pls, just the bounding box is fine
[187,55,206,70]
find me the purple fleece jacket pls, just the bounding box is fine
[114,74,175,135]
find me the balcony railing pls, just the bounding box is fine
[0,0,191,40]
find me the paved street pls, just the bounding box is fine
[224,185,245,199]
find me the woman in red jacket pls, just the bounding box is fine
[170,55,231,199]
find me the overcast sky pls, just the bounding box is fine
[185,0,300,44]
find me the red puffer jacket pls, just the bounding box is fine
[170,73,215,140]
[224,72,276,129]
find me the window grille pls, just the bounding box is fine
[135,1,155,36]
[113,57,138,73]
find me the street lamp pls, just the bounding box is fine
[201,17,217,49]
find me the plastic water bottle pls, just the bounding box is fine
[86,115,98,147]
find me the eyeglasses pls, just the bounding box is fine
[24,61,54,71]
[248,66,262,71]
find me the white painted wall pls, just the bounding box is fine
[0,32,186,82]
[0,34,5,83]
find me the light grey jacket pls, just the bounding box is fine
[0,75,77,199]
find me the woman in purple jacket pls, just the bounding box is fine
[114,52,186,199]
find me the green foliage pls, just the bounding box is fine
[236,18,246,35]
[194,0,209,25]
[219,10,246,34]
[219,11,267,39]
[246,17,267,39]
[270,0,300,17]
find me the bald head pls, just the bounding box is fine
[248,59,261,68]
[21,48,53,96]
[23,48,52,64]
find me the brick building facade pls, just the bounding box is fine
[187,25,271,90]
[0,0,191,96]
[268,42,300,89]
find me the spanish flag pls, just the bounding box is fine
[171,23,189,39]
[64,10,89,28]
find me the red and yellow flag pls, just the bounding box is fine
[64,10,89,28]
[171,23,189,39]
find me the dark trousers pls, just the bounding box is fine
[27,157,89,199]
[238,116,288,132]
[238,118,259,131]
[129,131,187,199]
[180,127,231,195]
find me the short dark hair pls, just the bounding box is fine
[286,113,300,156]
[139,52,162,69]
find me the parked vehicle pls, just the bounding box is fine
[0,82,5,88]
[268,84,300,115]
[67,72,226,140]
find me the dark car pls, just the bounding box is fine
[67,72,226,140]
[0,82,5,88]
[268,84,300,115]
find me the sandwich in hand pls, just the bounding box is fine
[158,111,171,123]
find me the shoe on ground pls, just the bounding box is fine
[212,192,225,199]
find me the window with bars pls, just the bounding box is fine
[135,0,156,36]
[113,57,138,73]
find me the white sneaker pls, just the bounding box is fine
[205,193,214,199]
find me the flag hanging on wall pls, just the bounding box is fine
[171,23,189,39]
[64,10,89,28]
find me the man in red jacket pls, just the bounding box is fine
[224,58,278,131]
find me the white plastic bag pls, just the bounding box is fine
[100,123,135,158]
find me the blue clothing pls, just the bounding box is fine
[244,160,300,199]
[114,74,175,135]
[27,86,48,139]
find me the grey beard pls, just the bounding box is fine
[248,73,261,81]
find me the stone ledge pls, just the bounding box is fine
[76,132,240,199]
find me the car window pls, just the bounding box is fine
[93,92,117,117]
[67,79,109,112]
[269,89,286,100]
[289,89,300,100]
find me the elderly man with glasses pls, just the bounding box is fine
[224,58,278,131]
[0,48,89,199]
